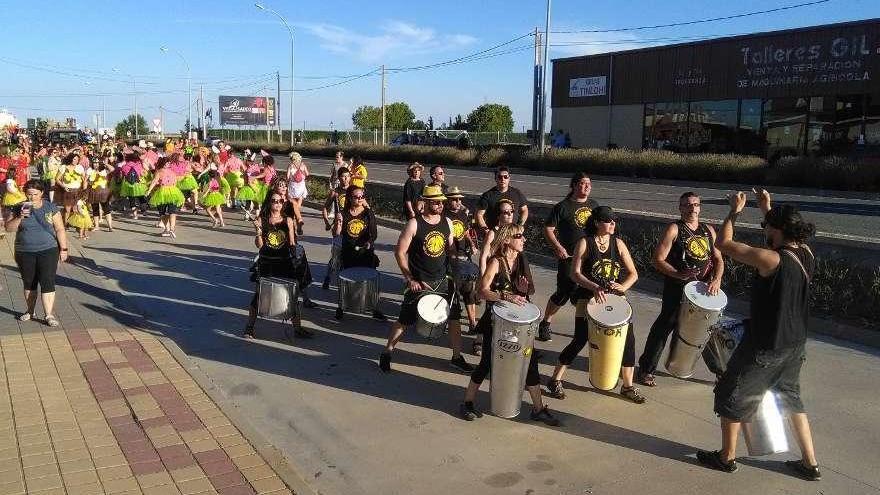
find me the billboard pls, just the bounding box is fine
[219,96,277,126]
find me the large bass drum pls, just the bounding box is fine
[489,301,541,418]
[665,281,728,378]
[586,294,632,391]
[338,267,379,314]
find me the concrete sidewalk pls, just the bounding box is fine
[0,237,302,494]
[4,205,879,495]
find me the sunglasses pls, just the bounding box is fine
[497,175,510,179]
[270,198,285,204]
[500,210,514,215]
[352,195,365,200]
[598,218,616,224]
[512,233,524,239]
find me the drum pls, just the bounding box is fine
[415,293,449,339]
[257,277,300,321]
[330,236,342,274]
[743,390,790,456]
[453,259,479,302]
[666,281,728,378]
[338,267,379,314]
[586,294,632,391]
[490,301,541,418]
[702,318,746,377]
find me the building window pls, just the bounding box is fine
[864,94,880,146]
[763,97,808,161]
[649,102,688,152]
[643,103,656,148]
[688,100,738,153]
[738,99,764,156]
[807,96,835,155]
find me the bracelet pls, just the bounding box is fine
[61,248,68,252]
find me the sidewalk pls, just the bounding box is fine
[0,237,302,494]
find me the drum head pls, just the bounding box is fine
[683,281,728,311]
[417,294,449,324]
[586,293,632,327]
[491,301,541,324]
[339,267,378,282]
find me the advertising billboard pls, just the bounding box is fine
[219,96,277,126]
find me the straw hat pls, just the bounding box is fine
[445,186,465,199]
[407,162,424,172]
[421,184,447,201]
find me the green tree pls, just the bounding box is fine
[466,103,514,132]
[115,114,148,138]
[351,102,416,131]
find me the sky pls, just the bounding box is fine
[1,0,879,134]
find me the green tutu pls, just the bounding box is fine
[236,184,258,202]
[176,174,198,191]
[109,177,122,196]
[149,185,185,208]
[67,211,93,229]
[202,191,225,208]
[2,190,26,206]
[120,180,147,198]
[255,182,269,203]
[224,171,245,189]
[219,176,231,198]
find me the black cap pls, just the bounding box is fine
[592,205,616,222]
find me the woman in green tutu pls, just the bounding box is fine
[200,169,227,228]
[118,151,148,220]
[223,152,245,208]
[174,153,199,213]
[237,157,262,219]
[146,157,185,238]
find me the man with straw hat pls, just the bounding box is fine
[379,184,474,373]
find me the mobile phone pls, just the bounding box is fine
[20,201,32,217]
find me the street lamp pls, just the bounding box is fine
[255,2,294,146]
[160,46,192,139]
[113,68,138,139]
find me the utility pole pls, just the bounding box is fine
[160,106,165,138]
[134,79,139,140]
[265,86,271,143]
[101,96,106,131]
[532,27,542,148]
[539,0,552,155]
[276,71,282,140]
[381,64,386,145]
[200,84,206,140]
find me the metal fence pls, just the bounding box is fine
[209,128,533,147]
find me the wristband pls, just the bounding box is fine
[61,248,69,252]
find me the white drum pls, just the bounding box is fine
[338,267,379,314]
[415,293,450,339]
[257,277,299,321]
[329,236,342,276]
[665,281,728,379]
[489,301,541,418]
[586,294,632,391]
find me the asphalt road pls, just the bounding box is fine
[294,156,880,245]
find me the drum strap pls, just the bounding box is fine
[781,246,812,283]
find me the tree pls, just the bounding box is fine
[466,103,514,133]
[115,114,148,139]
[351,102,416,131]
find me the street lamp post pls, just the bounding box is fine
[255,3,294,147]
[161,46,192,139]
[539,0,552,155]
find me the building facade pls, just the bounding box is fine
[551,19,880,158]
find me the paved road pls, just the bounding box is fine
[60,204,880,495]
[296,156,880,245]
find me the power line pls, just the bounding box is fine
[286,69,381,92]
[386,33,533,73]
[550,0,832,33]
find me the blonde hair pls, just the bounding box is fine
[289,151,302,163]
[490,223,524,257]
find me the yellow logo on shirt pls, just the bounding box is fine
[686,235,710,262]
[574,206,593,228]
[266,230,287,249]
[591,259,621,285]
[423,231,446,258]
[451,219,466,240]
[347,218,366,237]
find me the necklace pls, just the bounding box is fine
[596,235,610,251]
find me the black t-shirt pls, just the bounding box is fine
[665,221,715,283]
[408,215,450,282]
[748,245,814,350]
[477,186,527,228]
[403,178,425,205]
[545,197,599,253]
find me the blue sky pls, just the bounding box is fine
[1,0,878,133]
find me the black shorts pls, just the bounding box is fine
[714,341,807,421]
[157,203,179,215]
[398,278,452,326]
[15,248,60,292]
[549,258,578,306]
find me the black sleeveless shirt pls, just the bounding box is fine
[748,245,814,350]
[666,221,714,281]
[489,254,533,299]
[341,207,375,249]
[408,215,450,281]
[581,235,622,293]
[445,207,472,256]
[259,218,292,260]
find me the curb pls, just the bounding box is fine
[71,241,318,495]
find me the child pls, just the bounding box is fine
[67,199,94,239]
[200,170,226,228]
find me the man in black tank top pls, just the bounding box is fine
[379,185,473,374]
[637,192,724,386]
[697,189,821,481]
[320,167,350,289]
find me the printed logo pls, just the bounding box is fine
[423,230,446,258]
[451,219,466,240]
[497,340,522,353]
[686,235,710,262]
[590,258,621,286]
[266,229,287,249]
[574,206,592,228]
[347,218,366,237]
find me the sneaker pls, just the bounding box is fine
[160,231,171,237]
[696,449,738,473]
[450,354,475,372]
[302,299,318,309]
[18,312,32,322]
[530,405,561,426]
[294,326,315,338]
[322,277,330,291]
[459,402,483,421]
[620,386,647,404]
[296,222,304,236]
[335,307,344,320]
[372,310,387,321]
[636,371,657,387]
[784,460,821,481]
[378,351,391,372]
[546,380,566,400]
[536,320,553,342]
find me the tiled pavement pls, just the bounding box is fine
[1,237,297,494]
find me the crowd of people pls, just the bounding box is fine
[0,134,822,481]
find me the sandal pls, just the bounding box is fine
[472,341,482,356]
[45,315,60,327]
[636,372,657,387]
[620,386,647,404]
[696,449,738,473]
[18,312,32,322]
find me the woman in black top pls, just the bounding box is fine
[244,189,315,340]
[332,184,385,321]
[458,224,560,426]
[545,206,645,404]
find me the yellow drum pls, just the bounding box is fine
[586,294,632,391]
